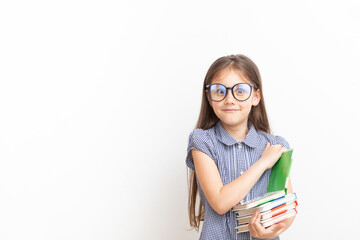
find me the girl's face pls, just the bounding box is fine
[207,68,260,129]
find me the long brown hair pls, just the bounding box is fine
[187,54,272,231]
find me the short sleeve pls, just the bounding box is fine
[275,135,291,150]
[186,129,216,170]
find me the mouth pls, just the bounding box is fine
[223,109,240,112]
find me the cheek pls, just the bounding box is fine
[211,102,223,114]
[238,103,253,112]
[211,102,220,111]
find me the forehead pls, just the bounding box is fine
[212,68,251,85]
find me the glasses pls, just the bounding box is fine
[205,83,254,102]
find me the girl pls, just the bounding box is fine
[186,54,295,240]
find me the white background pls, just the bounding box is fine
[1,1,360,239]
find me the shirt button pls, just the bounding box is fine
[238,144,242,149]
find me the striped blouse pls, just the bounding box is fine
[186,121,290,240]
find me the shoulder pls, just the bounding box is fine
[256,131,291,149]
[188,127,216,148]
[186,127,217,170]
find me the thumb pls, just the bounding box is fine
[265,142,270,149]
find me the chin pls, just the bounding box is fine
[220,118,245,128]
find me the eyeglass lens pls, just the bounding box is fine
[209,83,252,101]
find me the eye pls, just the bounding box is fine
[216,89,225,95]
[236,88,245,94]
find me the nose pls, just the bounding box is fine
[224,88,236,104]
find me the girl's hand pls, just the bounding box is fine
[248,210,286,239]
[259,142,288,170]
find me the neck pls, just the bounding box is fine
[221,120,249,142]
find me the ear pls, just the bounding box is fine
[252,89,261,106]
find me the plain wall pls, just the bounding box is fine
[1,0,360,239]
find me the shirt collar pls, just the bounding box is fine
[214,121,260,148]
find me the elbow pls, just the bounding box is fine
[212,198,245,215]
[212,202,228,215]
[215,208,227,216]
[210,192,244,215]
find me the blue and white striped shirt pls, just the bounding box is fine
[186,121,290,240]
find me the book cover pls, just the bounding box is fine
[232,190,285,211]
[267,148,294,193]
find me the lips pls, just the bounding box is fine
[223,109,240,112]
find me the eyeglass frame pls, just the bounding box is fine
[205,83,255,102]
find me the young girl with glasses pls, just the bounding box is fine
[186,54,295,240]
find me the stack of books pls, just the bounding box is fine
[232,148,298,233]
[232,190,298,233]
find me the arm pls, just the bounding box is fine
[192,142,287,215]
[248,177,296,239]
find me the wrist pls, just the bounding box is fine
[256,157,269,171]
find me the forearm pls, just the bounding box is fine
[216,159,268,214]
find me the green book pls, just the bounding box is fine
[267,148,293,193]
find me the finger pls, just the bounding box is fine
[267,222,286,233]
[276,145,286,154]
[249,211,257,230]
[251,211,260,237]
[254,210,261,224]
[248,216,255,236]
[276,144,284,150]
[265,142,270,150]
[252,211,264,236]
[249,211,257,225]
[270,144,282,152]
[282,146,289,152]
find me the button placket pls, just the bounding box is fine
[238,143,243,176]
